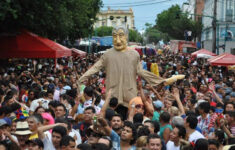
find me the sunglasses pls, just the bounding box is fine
[135,104,144,109]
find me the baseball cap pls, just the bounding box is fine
[225,88,232,95]
[153,100,163,108]
[0,119,7,127]
[3,117,12,126]
[230,92,235,98]
[215,85,222,90]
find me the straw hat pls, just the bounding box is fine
[13,121,32,135]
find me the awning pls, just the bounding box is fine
[0,30,71,58]
[208,53,235,66]
[191,49,217,57]
[71,48,86,57]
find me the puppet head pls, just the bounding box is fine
[112,26,128,51]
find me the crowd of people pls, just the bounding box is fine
[0,49,234,150]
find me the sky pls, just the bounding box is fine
[102,0,187,31]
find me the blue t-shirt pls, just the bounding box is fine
[110,130,136,150]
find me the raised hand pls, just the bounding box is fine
[172,87,180,99]
[137,81,142,90]
[208,83,215,91]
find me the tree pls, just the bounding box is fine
[156,5,202,40]
[93,26,113,37]
[144,23,169,44]
[93,26,143,43]
[128,29,143,43]
[0,0,102,41]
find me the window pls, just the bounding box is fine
[226,9,233,22]
[206,30,210,40]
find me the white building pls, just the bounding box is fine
[201,0,235,54]
[94,7,135,30]
[182,0,195,19]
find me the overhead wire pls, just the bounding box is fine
[103,0,172,8]
[104,0,161,5]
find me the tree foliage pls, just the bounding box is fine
[144,23,169,44]
[93,26,113,37]
[156,5,202,40]
[0,0,102,41]
[128,29,143,43]
[93,26,143,43]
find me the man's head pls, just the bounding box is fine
[225,102,235,112]
[98,136,112,150]
[110,114,123,132]
[86,127,102,145]
[26,138,44,150]
[208,139,220,150]
[60,135,76,150]
[27,114,43,132]
[109,97,118,109]
[147,134,162,150]
[55,103,67,118]
[0,119,7,140]
[170,125,186,143]
[84,106,96,123]
[172,116,184,128]
[226,111,235,125]
[120,121,137,145]
[185,115,198,129]
[52,126,67,148]
[14,121,32,147]
[144,120,155,134]
[133,113,143,124]
[159,112,170,124]
[198,102,210,115]
[84,86,93,100]
[112,26,128,51]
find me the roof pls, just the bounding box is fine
[191,49,217,57]
[0,30,71,58]
[208,53,235,66]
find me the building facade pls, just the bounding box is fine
[94,7,135,30]
[182,0,204,21]
[201,0,235,54]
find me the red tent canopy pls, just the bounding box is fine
[208,53,235,66]
[71,48,86,57]
[0,30,71,58]
[191,49,217,57]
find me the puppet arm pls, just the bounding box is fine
[137,62,185,86]
[137,62,166,86]
[78,55,105,83]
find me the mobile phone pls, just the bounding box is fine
[93,116,97,125]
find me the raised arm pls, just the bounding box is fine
[100,89,112,118]
[172,88,185,116]
[138,81,154,116]
[209,83,224,105]
[37,123,66,139]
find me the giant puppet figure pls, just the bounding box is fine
[79,26,184,106]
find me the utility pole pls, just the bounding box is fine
[212,0,217,53]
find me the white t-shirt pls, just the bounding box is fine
[29,98,49,112]
[188,130,205,142]
[166,141,180,150]
[42,134,56,150]
[98,99,105,108]
[83,100,101,113]
[69,129,82,146]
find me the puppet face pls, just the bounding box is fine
[112,29,127,51]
